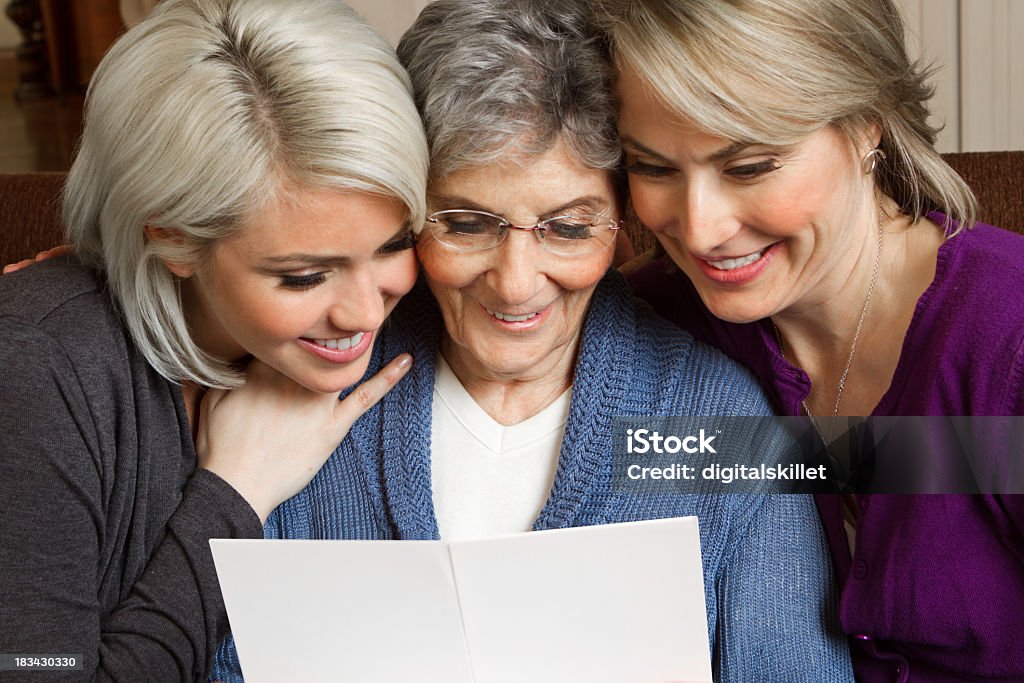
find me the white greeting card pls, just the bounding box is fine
[211,517,711,683]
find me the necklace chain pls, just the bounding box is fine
[773,205,884,445]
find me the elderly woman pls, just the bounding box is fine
[600,0,1024,680]
[211,0,852,680]
[0,0,425,677]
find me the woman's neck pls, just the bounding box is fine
[180,380,205,441]
[440,335,577,426]
[772,212,944,416]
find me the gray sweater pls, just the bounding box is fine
[0,258,261,681]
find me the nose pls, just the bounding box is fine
[327,267,387,332]
[671,179,741,256]
[486,229,545,306]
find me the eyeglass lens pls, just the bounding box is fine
[427,210,615,255]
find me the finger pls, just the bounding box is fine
[334,353,413,428]
[37,245,71,260]
[2,258,34,274]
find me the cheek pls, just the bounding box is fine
[212,277,299,339]
[627,179,673,232]
[554,250,613,292]
[755,181,836,243]
[232,293,317,346]
[417,242,479,294]
[381,251,419,301]
[415,244,474,324]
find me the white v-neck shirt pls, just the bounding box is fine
[430,355,571,541]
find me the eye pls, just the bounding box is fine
[432,212,502,236]
[624,161,675,178]
[279,272,327,290]
[378,230,416,255]
[445,219,489,235]
[543,218,595,240]
[725,159,781,180]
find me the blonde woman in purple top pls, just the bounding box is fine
[597,0,1024,680]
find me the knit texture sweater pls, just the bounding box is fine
[212,271,853,682]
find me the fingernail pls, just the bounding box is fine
[397,354,412,369]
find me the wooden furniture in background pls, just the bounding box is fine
[5,0,52,100]
[37,0,123,96]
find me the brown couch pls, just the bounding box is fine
[1,152,1022,266]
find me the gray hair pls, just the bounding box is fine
[396,0,621,182]
[64,0,429,388]
[599,0,977,232]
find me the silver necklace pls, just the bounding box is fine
[773,208,884,445]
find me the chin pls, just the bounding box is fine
[291,359,374,395]
[479,356,537,381]
[702,295,771,325]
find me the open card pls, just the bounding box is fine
[211,516,712,683]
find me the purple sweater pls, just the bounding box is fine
[630,221,1024,683]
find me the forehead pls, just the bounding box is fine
[429,141,617,216]
[217,188,407,258]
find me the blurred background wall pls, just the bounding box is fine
[0,0,1021,176]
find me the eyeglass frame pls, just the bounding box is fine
[422,208,624,255]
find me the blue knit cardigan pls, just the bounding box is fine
[212,271,853,682]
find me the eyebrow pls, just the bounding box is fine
[258,224,411,268]
[619,137,674,165]
[621,136,755,164]
[429,194,612,218]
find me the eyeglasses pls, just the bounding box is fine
[423,209,622,256]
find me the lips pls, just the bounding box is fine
[297,330,374,364]
[310,332,364,350]
[480,303,551,330]
[485,307,539,322]
[706,249,765,271]
[695,242,777,285]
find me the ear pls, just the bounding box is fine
[858,120,883,154]
[144,225,195,278]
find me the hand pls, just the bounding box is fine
[195,354,412,523]
[2,245,72,274]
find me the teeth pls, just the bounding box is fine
[707,250,764,271]
[486,307,539,322]
[313,332,364,351]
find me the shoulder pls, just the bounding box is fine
[0,258,145,415]
[895,221,1024,413]
[946,221,1024,273]
[0,257,119,337]
[366,278,442,387]
[627,257,768,367]
[599,270,774,417]
[928,222,1024,338]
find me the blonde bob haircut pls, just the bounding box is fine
[64,0,428,389]
[599,0,977,233]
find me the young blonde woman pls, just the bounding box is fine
[600,0,1024,680]
[0,0,426,677]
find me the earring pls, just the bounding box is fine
[862,148,886,175]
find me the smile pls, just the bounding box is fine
[705,249,765,271]
[486,308,539,322]
[297,330,374,365]
[311,332,365,350]
[695,243,778,285]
